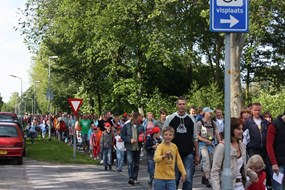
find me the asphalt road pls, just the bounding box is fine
[0,158,209,190]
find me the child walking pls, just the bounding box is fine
[89,124,98,159]
[246,154,267,190]
[100,122,114,170]
[153,126,186,190]
[114,125,125,172]
[145,126,161,185]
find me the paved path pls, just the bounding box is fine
[0,157,209,190]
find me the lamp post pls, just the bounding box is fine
[29,98,33,114]
[10,74,23,114]
[48,56,58,141]
[33,81,41,115]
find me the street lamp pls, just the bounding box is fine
[10,74,23,114]
[33,81,41,115]
[28,98,33,114]
[48,56,58,141]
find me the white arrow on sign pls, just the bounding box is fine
[220,15,239,28]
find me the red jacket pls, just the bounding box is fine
[59,122,67,132]
[247,171,266,190]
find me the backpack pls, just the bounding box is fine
[198,119,215,140]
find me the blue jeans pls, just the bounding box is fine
[272,166,285,190]
[175,153,194,190]
[153,179,176,190]
[102,148,112,167]
[30,132,36,144]
[126,150,141,180]
[147,159,155,183]
[199,141,215,174]
[116,149,125,171]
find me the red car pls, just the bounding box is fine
[0,112,18,121]
[0,121,25,164]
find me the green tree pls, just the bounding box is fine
[252,89,285,119]
[17,0,285,116]
[0,95,3,111]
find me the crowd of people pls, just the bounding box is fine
[22,97,285,190]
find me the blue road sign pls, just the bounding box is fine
[210,0,249,33]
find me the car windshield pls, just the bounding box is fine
[0,126,18,137]
[0,112,18,121]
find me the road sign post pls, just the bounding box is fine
[67,98,83,159]
[210,0,248,32]
[210,1,249,189]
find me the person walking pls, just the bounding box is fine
[246,154,267,190]
[79,113,92,153]
[114,125,125,172]
[156,109,167,131]
[196,107,221,187]
[29,121,37,144]
[145,126,162,185]
[100,122,114,171]
[266,111,285,190]
[121,112,144,185]
[244,102,271,189]
[211,117,248,190]
[153,126,186,190]
[163,96,199,190]
[39,120,47,138]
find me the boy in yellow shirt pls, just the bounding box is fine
[153,126,186,190]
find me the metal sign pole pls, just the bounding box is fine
[73,114,77,159]
[221,33,232,190]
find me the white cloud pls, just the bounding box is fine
[0,1,33,103]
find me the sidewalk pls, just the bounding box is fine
[114,154,209,190]
[77,145,209,189]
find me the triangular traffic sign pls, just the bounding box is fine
[67,98,83,115]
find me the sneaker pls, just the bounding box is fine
[205,178,211,188]
[100,160,103,164]
[134,180,139,184]
[148,176,153,185]
[201,176,206,185]
[128,179,134,185]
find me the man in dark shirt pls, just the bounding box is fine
[163,96,199,190]
[97,111,113,131]
[244,102,271,189]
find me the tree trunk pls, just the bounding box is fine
[215,35,224,89]
[230,33,246,117]
[136,64,144,117]
[96,89,102,116]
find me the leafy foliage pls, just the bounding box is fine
[252,89,285,119]
[185,81,224,110]
[12,0,285,116]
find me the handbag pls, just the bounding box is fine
[138,132,146,143]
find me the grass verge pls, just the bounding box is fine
[26,137,99,165]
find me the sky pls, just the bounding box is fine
[0,1,33,103]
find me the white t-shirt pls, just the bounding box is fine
[115,135,125,151]
[216,118,224,133]
[253,118,262,130]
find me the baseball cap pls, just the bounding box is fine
[105,122,111,127]
[152,127,160,134]
[92,126,98,130]
[203,107,214,113]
